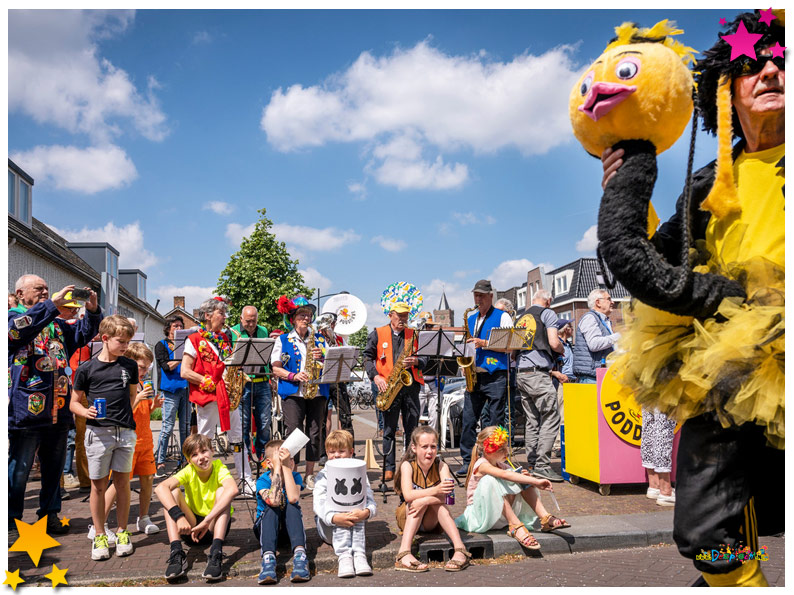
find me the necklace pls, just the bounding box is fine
[198,324,232,360]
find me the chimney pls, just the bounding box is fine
[193,308,201,320]
[174,296,185,309]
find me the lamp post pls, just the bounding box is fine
[314,289,349,313]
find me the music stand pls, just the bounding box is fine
[169,329,198,361]
[316,346,359,432]
[224,338,275,487]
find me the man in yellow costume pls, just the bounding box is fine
[599,10,784,587]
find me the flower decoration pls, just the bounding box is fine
[483,426,509,454]
[276,295,313,331]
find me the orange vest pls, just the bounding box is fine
[375,326,424,385]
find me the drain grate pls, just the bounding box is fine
[417,536,494,562]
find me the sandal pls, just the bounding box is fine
[444,548,471,572]
[540,514,571,532]
[507,523,541,550]
[395,550,429,573]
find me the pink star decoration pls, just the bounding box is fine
[721,21,764,61]
[769,42,786,59]
[719,18,728,26]
[758,8,777,27]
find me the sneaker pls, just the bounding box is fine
[164,548,188,580]
[92,534,111,561]
[338,555,355,578]
[44,513,70,535]
[115,529,134,556]
[532,467,564,482]
[202,550,224,582]
[455,466,469,477]
[290,550,310,582]
[304,475,316,491]
[155,464,167,479]
[87,524,117,546]
[137,515,160,535]
[241,479,257,499]
[63,473,81,489]
[79,485,91,494]
[646,487,661,499]
[353,552,372,576]
[657,489,676,507]
[60,487,71,501]
[258,552,277,584]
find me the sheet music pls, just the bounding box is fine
[316,346,359,384]
[415,330,465,358]
[223,338,275,369]
[171,329,198,360]
[487,327,535,351]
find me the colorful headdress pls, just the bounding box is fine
[483,426,509,454]
[276,294,315,331]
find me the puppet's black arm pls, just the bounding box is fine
[597,140,745,319]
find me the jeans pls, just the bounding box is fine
[63,428,76,474]
[578,376,597,384]
[459,370,507,466]
[255,501,306,553]
[156,388,189,465]
[9,426,69,520]
[382,384,420,472]
[241,380,272,459]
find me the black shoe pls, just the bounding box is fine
[202,550,224,582]
[60,488,71,501]
[532,467,564,482]
[79,485,91,494]
[44,513,70,535]
[165,548,188,580]
[455,466,468,477]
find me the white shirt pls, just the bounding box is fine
[271,329,313,397]
[473,310,513,338]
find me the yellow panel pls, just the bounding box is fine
[563,383,600,483]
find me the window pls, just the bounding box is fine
[18,181,30,223]
[517,288,527,309]
[106,250,118,278]
[8,171,15,215]
[137,276,146,300]
[554,270,573,297]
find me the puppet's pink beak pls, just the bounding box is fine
[579,82,637,121]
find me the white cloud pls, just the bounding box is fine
[9,10,168,144]
[365,300,389,329]
[203,201,235,216]
[347,181,367,200]
[272,224,360,251]
[10,144,137,194]
[152,285,216,314]
[488,259,535,291]
[576,224,599,253]
[452,212,496,226]
[225,222,256,247]
[371,235,406,252]
[420,279,474,325]
[261,40,580,190]
[49,221,158,270]
[299,267,332,292]
[192,31,212,45]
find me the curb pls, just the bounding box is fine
[65,510,674,585]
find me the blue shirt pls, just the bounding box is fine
[255,468,304,518]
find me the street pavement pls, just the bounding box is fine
[6,406,785,587]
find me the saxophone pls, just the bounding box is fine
[223,326,248,411]
[457,307,478,392]
[376,328,416,411]
[303,323,322,400]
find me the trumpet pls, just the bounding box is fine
[458,307,478,392]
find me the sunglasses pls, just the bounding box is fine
[739,53,785,76]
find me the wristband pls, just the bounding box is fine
[288,372,295,381]
[168,505,186,522]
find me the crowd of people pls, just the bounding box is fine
[8,10,783,588]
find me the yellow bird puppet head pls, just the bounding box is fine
[569,21,696,157]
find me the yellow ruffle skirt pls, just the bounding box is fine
[609,257,784,449]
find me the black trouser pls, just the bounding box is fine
[674,412,784,575]
[381,384,420,472]
[282,395,327,464]
[329,383,354,438]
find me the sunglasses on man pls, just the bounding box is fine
[739,52,785,76]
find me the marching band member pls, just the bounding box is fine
[362,302,427,482]
[180,297,253,493]
[456,280,512,477]
[318,313,355,440]
[270,295,329,490]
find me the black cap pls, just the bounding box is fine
[472,279,493,293]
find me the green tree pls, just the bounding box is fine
[348,325,369,350]
[216,208,311,331]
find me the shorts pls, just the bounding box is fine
[180,513,231,546]
[85,426,137,480]
[130,445,156,477]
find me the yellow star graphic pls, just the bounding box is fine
[3,569,25,591]
[59,518,70,528]
[9,517,60,566]
[44,564,68,588]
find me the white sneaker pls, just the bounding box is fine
[304,475,316,491]
[338,555,355,578]
[63,473,81,489]
[646,487,661,499]
[241,479,257,499]
[657,489,676,507]
[92,534,111,561]
[353,552,372,576]
[115,529,134,556]
[87,524,116,547]
[137,516,160,535]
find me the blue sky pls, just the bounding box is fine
[9,8,736,328]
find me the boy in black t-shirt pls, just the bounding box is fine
[71,315,142,561]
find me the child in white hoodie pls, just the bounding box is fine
[313,430,376,578]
